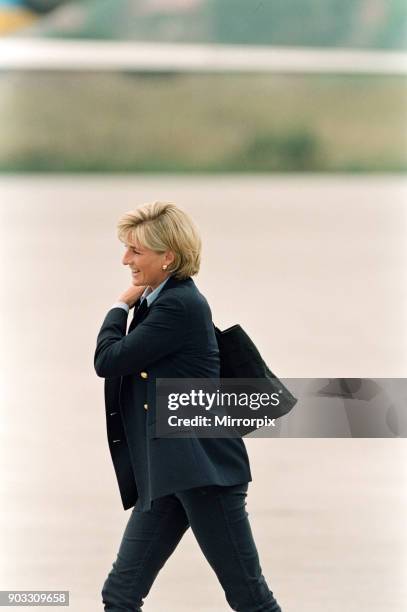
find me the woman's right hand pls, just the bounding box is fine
[117,285,146,308]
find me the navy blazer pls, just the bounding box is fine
[94,275,252,511]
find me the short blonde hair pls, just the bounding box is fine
[117,201,201,279]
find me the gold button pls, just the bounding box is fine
[144,403,148,410]
[140,371,148,379]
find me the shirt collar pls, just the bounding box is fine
[140,276,171,307]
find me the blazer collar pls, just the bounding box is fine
[154,274,192,299]
[129,275,193,332]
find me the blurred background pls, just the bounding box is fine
[1,2,407,612]
[0,0,406,172]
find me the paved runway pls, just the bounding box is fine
[0,174,406,611]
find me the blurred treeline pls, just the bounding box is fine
[0,72,405,173]
[17,0,407,50]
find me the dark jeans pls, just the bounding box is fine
[102,482,282,612]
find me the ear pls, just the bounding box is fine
[164,250,175,265]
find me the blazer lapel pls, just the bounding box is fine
[128,298,149,333]
[127,276,192,333]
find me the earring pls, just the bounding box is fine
[162,264,168,270]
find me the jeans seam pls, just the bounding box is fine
[123,504,177,590]
[216,490,260,608]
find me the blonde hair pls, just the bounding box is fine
[117,201,201,279]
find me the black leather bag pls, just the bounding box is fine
[214,324,297,436]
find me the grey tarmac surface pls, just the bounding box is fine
[0,174,406,611]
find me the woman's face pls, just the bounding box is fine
[122,239,173,290]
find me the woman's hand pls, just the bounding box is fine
[117,285,146,308]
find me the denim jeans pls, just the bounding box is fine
[102,482,282,611]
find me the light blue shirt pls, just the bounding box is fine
[110,276,171,314]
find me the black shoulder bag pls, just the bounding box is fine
[214,324,297,436]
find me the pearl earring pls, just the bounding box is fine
[162,264,168,270]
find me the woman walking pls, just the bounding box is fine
[94,201,282,611]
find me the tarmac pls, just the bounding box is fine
[0,174,406,611]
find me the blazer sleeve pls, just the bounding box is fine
[94,294,188,378]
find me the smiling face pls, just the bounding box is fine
[122,239,175,290]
